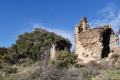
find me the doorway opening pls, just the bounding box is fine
[101,29,111,58]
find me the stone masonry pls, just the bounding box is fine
[75,17,120,64]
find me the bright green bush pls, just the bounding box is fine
[51,49,77,69]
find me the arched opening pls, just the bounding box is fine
[101,29,111,58]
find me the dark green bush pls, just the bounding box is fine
[1,54,12,63]
[11,44,18,54]
[0,47,8,55]
[50,49,77,69]
[1,53,21,64]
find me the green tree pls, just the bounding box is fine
[13,28,71,61]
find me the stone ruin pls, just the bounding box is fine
[75,17,120,64]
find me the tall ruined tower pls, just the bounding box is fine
[75,17,90,33]
[75,17,90,63]
[75,17,120,64]
[75,17,90,51]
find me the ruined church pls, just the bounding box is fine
[75,17,120,63]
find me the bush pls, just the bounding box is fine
[1,54,12,64]
[0,47,8,55]
[88,67,99,77]
[32,61,99,80]
[50,49,77,69]
[1,53,20,64]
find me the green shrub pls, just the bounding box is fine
[0,47,8,55]
[1,53,20,64]
[11,44,18,54]
[1,54,11,63]
[51,49,77,69]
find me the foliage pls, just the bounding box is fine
[10,61,99,80]
[1,53,24,64]
[93,70,120,80]
[51,49,77,69]
[11,44,18,54]
[11,28,71,61]
[2,54,15,64]
[0,47,8,55]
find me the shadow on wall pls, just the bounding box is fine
[101,29,111,58]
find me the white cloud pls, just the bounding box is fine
[89,3,120,45]
[32,23,75,51]
[89,3,120,33]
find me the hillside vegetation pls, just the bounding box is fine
[0,28,120,80]
[0,28,71,64]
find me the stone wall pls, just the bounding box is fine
[50,43,56,60]
[75,17,120,64]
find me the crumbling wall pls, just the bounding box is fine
[75,17,120,64]
[50,43,56,60]
[75,27,103,63]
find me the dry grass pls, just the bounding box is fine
[92,70,120,80]
[1,57,120,80]
[85,60,97,68]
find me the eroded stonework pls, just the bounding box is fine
[75,17,120,64]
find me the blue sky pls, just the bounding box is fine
[0,0,120,50]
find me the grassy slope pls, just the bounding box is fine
[1,67,120,80]
[1,61,120,80]
[92,70,120,80]
[0,65,39,80]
